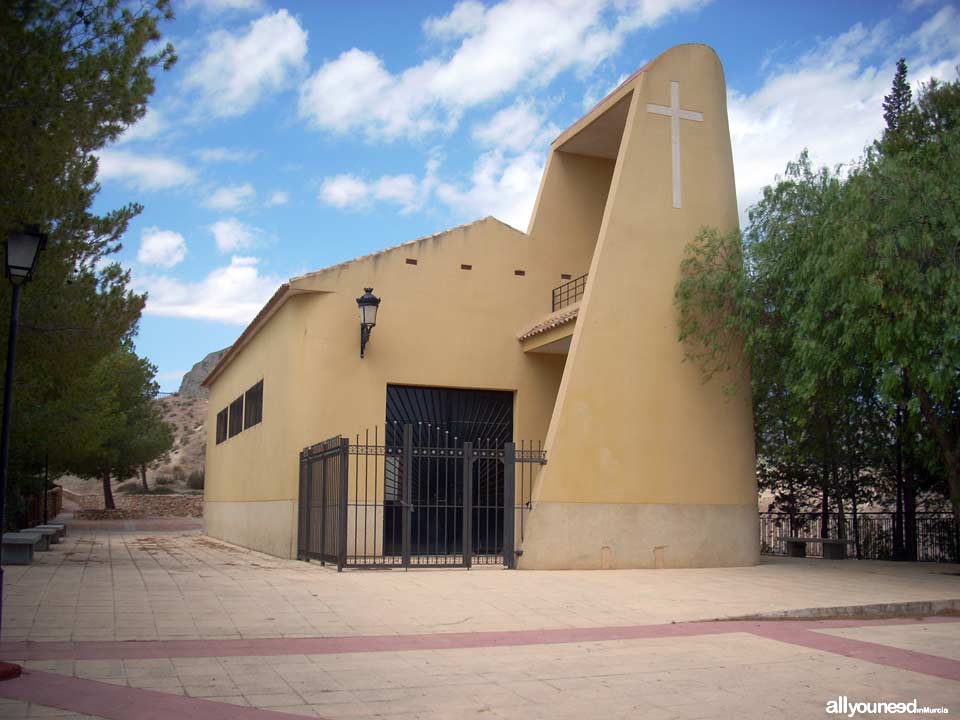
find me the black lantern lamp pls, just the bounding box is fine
[356,287,380,358]
[0,225,46,681]
[5,226,47,284]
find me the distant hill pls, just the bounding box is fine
[178,347,229,398]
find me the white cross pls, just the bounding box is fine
[646,81,703,209]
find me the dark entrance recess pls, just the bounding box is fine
[384,385,513,565]
[296,385,545,570]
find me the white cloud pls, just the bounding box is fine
[267,190,289,206]
[137,256,281,324]
[423,0,486,40]
[96,149,195,191]
[319,175,369,208]
[183,0,265,13]
[195,147,258,163]
[299,0,706,140]
[729,7,960,216]
[319,97,556,225]
[203,183,256,210]
[472,99,560,153]
[210,218,259,252]
[137,228,187,268]
[581,71,631,110]
[436,150,544,231]
[319,159,439,214]
[115,108,166,144]
[186,9,308,118]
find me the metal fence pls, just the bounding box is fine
[552,273,587,312]
[297,436,347,566]
[759,512,960,562]
[298,423,545,571]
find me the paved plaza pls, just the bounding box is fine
[0,525,957,718]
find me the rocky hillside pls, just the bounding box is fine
[154,392,208,481]
[178,347,229,398]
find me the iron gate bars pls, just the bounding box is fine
[297,436,348,566]
[297,423,545,571]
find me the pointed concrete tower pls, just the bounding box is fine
[519,44,758,569]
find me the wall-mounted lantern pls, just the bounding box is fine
[356,287,380,359]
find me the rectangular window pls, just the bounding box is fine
[228,396,244,438]
[244,380,263,429]
[215,408,228,444]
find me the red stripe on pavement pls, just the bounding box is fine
[751,625,960,682]
[0,669,315,720]
[2,617,957,662]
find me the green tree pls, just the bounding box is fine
[675,67,960,528]
[0,1,175,520]
[829,75,960,521]
[881,58,912,151]
[130,401,174,493]
[70,347,172,508]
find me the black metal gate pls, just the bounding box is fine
[297,436,347,565]
[297,423,544,570]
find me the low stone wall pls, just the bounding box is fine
[71,494,203,519]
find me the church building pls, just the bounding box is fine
[202,43,759,569]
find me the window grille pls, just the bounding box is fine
[228,396,244,438]
[244,380,263,429]
[215,408,228,444]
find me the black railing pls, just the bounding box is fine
[759,511,959,562]
[298,423,545,570]
[552,273,587,312]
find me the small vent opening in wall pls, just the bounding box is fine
[514,269,526,276]
[406,258,418,265]
[461,264,472,270]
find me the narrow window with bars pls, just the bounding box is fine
[244,380,263,429]
[215,408,228,444]
[228,395,244,438]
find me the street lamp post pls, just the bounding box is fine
[0,227,46,681]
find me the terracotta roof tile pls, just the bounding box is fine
[518,306,579,341]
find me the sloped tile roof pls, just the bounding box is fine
[518,306,579,341]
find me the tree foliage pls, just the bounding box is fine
[675,63,960,542]
[69,347,172,509]
[0,1,175,522]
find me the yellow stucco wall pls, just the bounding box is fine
[518,43,758,568]
[205,217,575,557]
[205,43,758,568]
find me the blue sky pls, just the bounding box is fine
[93,0,960,392]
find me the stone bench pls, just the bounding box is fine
[26,527,58,547]
[34,524,66,540]
[2,532,43,565]
[781,536,848,560]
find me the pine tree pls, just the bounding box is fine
[0,1,175,524]
[881,58,912,151]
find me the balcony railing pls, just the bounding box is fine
[552,273,587,312]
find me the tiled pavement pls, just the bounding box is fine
[0,528,957,719]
